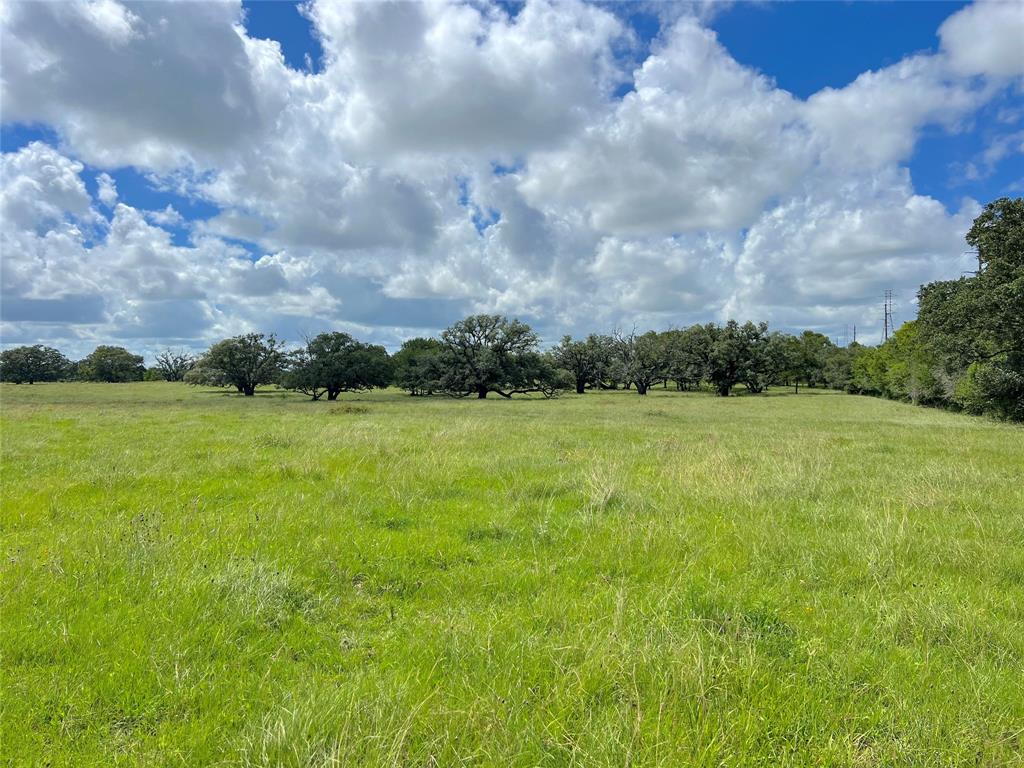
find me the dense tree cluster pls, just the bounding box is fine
[846,198,1023,421]
[2,201,1018,419]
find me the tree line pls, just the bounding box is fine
[1,198,1019,420]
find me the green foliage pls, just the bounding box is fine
[183,356,232,388]
[154,349,196,381]
[392,337,443,396]
[955,361,1024,421]
[203,333,286,396]
[438,315,563,398]
[706,320,768,397]
[79,345,145,382]
[281,332,392,401]
[612,330,667,395]
[552,334,613,394]
[848,323,942,404]
[662,325,713,390]
[0,344,70,383]
[915,196,1024,420]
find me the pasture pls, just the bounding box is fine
[1,383,1022,766]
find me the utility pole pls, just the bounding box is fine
[852,324,857,344]
[883,290,894,342]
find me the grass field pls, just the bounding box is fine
[1,382,1022,766]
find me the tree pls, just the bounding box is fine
[203,333,285,396]
[281,332,392,401]
[183,356,232,388]
[0,345,71,384]
[154,349,196,381]
[79,346,145,382]
[552,334,612,394]
[392,337,443,396]
[437,315,563,398]
[918,197,1024,420]
[662,326,712,391]
[763,332,799,393]
[823,343,859,391]
[612,329,666,395]
[706,321,768,397]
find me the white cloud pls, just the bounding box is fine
[804,54,983,171]
[0,0,272,170]
[521,17,810,234]
[309,0,627,158]
[939,0,1024,79]
[1,142,94,232]
[96,172,117,207]
[1,0,1020,356]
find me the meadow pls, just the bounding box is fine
[1,382,1022,767]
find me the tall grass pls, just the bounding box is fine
[2,383,1022,766]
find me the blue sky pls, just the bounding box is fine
[1,0,1022,357]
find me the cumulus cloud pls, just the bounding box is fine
[0,0,1020,358]
[96,172,118,207]
[0,0,271,170]
[939,0,1024,79]
[309,0,627,158]
[521,17,810,234]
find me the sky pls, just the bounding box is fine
[1,0,1022,360]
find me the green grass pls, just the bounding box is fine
[2,382,1022,766]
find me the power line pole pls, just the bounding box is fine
[883,289,894,342]
[852,324,857,344]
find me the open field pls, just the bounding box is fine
[1,383,1022,766]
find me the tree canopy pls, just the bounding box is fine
[79,346,145,383]
[203,333,286,396]
[437,315,562,398]
[0,345,71,384]
[281,332,392,401]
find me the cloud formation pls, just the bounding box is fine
[1,0,1020,359]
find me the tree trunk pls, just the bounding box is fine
[327,389,339,401]
[243,385,255,396]
[477,386,488,399]
[575,379,586,394]
[717,384,730,397]
[636,382,648,395]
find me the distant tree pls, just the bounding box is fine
[437,315,563,398]
[763,332,800,393]
[613,329,666,395]
[823,343,859,391]
[796,331,834,389]
[143,367,164,381]
[154,349,196,381]
[552,334,612,394]
[79,346,145,382]
[281,332,392,401]
[203,333,285,396]
[662,326,712,391]
[183,356,232,388]
[740,326,778,394]
[392,337,443,396]
[0,345,71,384]
[706,321,767,397]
